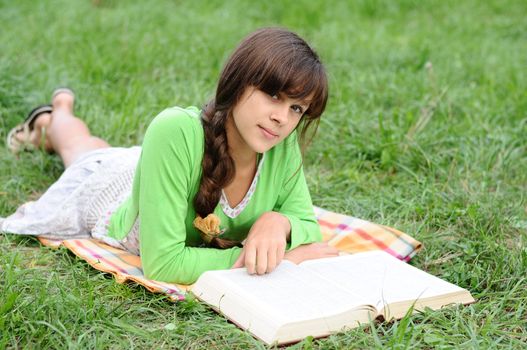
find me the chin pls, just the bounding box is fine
[250,141,275,154]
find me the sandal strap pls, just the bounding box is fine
[6,104,52,154]
[25,104,52,130]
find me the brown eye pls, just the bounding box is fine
[291,105,304,114]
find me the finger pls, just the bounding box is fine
[319,242,339,254]
[327,244,340,255]
[325,246,340,256]
[256,246,268,275]
[245,245,257,275]
[231,250,245,269]
[267,247,277,273]
[275,242,286,266]
[267,240,285,273]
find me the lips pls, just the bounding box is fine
[259,125,278,138]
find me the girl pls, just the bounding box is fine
[1,28,339,285]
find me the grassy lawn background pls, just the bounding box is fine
[1,0,526,348]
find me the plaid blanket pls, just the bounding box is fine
[38,206,421,301]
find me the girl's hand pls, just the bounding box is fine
[283,242,339,264]
[231,211,290,274]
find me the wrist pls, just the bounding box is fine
[275,212,291,241]
[261,211,291,241]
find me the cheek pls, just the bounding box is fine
[232,105,251,129]
[280,119,302,141]
[290,116,302,131]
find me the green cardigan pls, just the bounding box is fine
[108,106,321,284]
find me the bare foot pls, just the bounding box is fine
[51,90,75,112]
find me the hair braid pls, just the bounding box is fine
[193,101,240,248]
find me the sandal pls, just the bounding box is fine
[6,104,53,154]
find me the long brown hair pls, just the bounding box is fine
[194,27,328,248]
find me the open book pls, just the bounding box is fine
[191,251,475,346]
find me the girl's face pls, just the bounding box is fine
[227,86,311,155]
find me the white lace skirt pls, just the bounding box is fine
[0,146,142,253]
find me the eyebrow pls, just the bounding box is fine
[297,99,312,108]
[295,93,313,106]
[280,90,312,107]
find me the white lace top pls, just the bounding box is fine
[219,153,266,218]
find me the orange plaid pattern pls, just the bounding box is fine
[38,206,421,301]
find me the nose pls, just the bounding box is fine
[270,104,289,125]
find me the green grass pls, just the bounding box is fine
[1,0,526,348]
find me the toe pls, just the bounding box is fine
[51,89,75,111]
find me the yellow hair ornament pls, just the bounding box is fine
[193,214,223,244]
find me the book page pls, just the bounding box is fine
[300,251,467,311]
[198,260,373,324]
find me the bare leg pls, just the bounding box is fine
[17,92,111,168]
[47,92,111,167]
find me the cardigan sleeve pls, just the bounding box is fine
[138,109,241,285]
[273,138,322,250]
